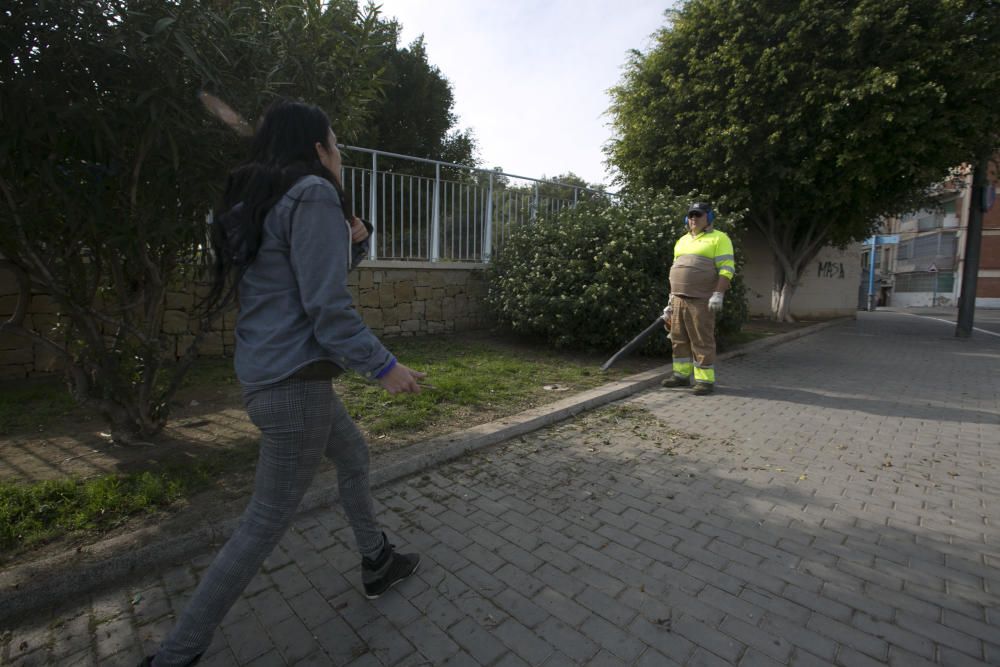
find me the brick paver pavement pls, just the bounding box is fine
[3,311,998,666]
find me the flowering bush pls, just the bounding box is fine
[486,189,746,353]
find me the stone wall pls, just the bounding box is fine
[0,290,64,379]
[0,261,490,379]
[348,261,490,335]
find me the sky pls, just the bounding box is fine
[374,0,674,187]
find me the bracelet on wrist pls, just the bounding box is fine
[375,357,397,379]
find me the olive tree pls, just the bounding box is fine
[608,0,1000,320]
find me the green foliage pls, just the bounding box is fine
[0,439,261,552]
[507,171,607,204]
[333,336,622,434]
[484,171,609,228]
[0,0,472,441]
[715,273,749,349]
[717,272,749,343]
[0,474,179,551]
[356,36,477,167]
[608,0,1000,318]
[485,191,746,352]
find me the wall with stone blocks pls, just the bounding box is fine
[0,261,490,379]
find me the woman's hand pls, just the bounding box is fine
[349,216,369,243]
[378,362,425,394]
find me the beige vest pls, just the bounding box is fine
[669,254,717,298]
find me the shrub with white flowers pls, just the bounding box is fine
[486,189,747,353]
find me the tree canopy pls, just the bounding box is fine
[0,0,476,441]
[608,0,1000,319]
[357,36,477,166]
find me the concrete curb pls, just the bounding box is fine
[0,317,850,625]
[716,317,848,360]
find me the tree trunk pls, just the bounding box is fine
[771,263,799,322]
[773,279,798,322]
[63,365,169,445]
[107,417,165,446]
[756,212,831,323]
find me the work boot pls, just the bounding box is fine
[660,374,691,388]
[362,533,420,599]
[692,382,715,396]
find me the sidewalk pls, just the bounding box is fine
[3,311,999,666]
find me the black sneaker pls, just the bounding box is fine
[660,374,691,388]
[693,382,715,395]
[137,653,202,667]
[362,534,420,599]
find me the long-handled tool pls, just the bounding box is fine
[600,316,667,371]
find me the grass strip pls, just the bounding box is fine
[333,338,615,434]
[0,441,258,553]
[1,335,648,553]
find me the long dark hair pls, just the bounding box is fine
[201,99,353,316]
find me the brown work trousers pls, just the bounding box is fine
[669,296,716,384]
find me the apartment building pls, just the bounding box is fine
[867,161,1000,308]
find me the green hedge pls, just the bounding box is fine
[486,189,747,353]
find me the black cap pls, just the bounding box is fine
[687,202,713,216]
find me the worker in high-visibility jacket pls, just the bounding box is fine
[661,202,735,395]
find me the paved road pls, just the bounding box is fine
[888,307,1000,338]
[3,311,999,666]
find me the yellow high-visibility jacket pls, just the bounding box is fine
[669,228,735,298]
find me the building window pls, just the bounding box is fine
[913,234,939,257]
[908,231,956,259]
[917,212,942,231]
[940,232,957,257]
[895,272,955,293]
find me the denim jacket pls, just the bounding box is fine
[234,175,394,386]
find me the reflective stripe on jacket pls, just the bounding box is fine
[669,228,735,298]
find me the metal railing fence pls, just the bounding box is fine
[338,146,610,262]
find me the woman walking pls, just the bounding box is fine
[141,99,423,666]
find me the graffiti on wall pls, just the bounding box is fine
[817,261,846,279]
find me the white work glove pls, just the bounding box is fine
[708,291,725,313]
[662,294,673,322]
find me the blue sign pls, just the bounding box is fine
[862,234,899,246]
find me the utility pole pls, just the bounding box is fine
[867,235,877,311]
[955,157,988,338]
